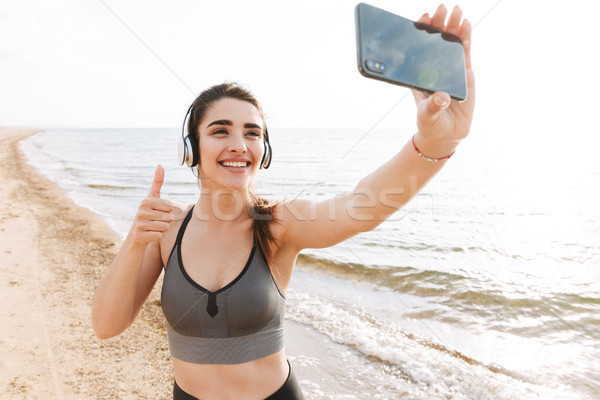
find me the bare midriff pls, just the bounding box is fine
[172,349,288,400]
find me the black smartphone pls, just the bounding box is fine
[355,3,468,101]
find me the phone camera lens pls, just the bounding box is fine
[366,59,386,74]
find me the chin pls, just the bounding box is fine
[220,177,252,192]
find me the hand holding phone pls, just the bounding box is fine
[356,3,475,148]
[355,3,468,101]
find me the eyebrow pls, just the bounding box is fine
[206,119,262,130]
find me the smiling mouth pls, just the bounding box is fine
[219,161,250,168]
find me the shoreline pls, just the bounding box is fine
[0,128,172,399]
[3,127,592,399]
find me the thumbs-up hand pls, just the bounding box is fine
[132,165,174,245]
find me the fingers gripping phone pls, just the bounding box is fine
[355,3,468,101]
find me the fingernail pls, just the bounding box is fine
[434,95,449,107]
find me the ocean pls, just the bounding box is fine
[21,127,600,399]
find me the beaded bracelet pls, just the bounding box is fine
[411,134,455,162]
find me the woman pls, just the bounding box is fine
[92,5,475,399]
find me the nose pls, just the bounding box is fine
[227,132,247,153]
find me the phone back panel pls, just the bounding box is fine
[355,3,467,101]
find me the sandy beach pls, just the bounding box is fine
[0,128,173,399]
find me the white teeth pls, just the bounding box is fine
[221,161,248,167]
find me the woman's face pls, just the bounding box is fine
[197,97,265,192]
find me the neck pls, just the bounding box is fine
[195,186,253,227]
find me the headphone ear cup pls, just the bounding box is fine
[260,140,272,169]
[188,135,199,167]
[179,103,198,167]
[179,135,188,166]
[180,135,199,167]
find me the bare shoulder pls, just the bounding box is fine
[269,199,312,254]
[273,198,312,227]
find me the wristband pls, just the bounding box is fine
[412,135,455,162]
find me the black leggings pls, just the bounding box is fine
[173,362,304,400]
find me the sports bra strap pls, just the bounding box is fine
[176,206,194,245]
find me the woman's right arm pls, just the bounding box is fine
[92,166,173,339]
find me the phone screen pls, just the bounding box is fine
[355,3,467,101]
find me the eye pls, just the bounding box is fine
[212,129,228,136]
[246,130,261,138]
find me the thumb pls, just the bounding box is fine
[148,165,164,198]
[422,92,451,120]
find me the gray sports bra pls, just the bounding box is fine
[160,207,285,364]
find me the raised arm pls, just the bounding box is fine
[280,5,475,252]
[91,166,174,339]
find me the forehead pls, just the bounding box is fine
[202,98,263,127]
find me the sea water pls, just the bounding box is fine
[21,127,600,399]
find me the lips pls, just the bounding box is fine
[217,157,253,173]
[219,160,250,168]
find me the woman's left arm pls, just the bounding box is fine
[280,5,475,252]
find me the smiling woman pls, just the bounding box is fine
[93,83,299,400]
[181,84,279,269]
[91,5,476,398]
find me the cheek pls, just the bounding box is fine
[198,139,220,163]
[251,142,265,162]
[197,145,219,177]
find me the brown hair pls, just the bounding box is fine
[187,82,279,265]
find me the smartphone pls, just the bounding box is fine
[355,3,467,101]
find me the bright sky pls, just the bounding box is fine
[1,0,599,145]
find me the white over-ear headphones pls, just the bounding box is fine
[178,103,272,169]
